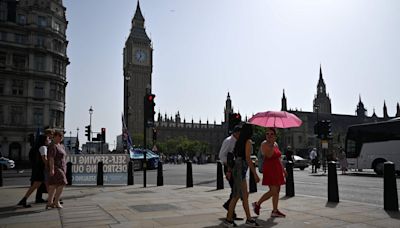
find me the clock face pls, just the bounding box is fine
[135,49,147,63]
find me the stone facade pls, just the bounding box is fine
[281,66,400,158]
[0,0,69,163]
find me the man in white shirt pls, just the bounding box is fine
[219,125,241,216]
[309,148,318,173]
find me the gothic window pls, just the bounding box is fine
[34,55,46,71]
[33,108,44,126]
[11,79,23,95]
[38,16,47,27]
[12,54,26,69]
[319,86,323,93]
[10,106,23,125]
[34,81,45,97]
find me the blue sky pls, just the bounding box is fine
[64,0,400,148]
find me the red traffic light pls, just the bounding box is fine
[147,94,155,101]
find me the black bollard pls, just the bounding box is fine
[97,161,104,186]
[328,161,339,202]
[384,162,399,211]
[0,164,3,187]
[285,161,295,197]
[217,162,224,190]
[66,162,72,185]
[157,161,164,186]
[249,161,257,193]
[186,161,193,188]
[128,160,134,185]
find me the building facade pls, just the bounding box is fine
[0,0,69,163]
[281,66,400,158]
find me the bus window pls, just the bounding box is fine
[346,139,356,158]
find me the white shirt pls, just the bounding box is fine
[218,135,237,164]
[309,149,317,160]
[39,146,47,156]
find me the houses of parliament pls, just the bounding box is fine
[123,3,399,159]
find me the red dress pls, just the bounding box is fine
[262,145,285,186]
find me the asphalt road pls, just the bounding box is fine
[2,163,400,207]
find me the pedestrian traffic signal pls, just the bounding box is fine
[85,125,91,141]
[101,128,106,143]
[228,113,241,134]
[144,93,156,127]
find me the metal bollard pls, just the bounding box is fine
[66,162,72,185]
[249,161,257,193]
[217,161,224,190]
[157,161,163,186]
[384,162,399,211]
[186,161,193,188]
[97,161,104,186]
[328,161,339,202]
[128,160,134,185]
[0,164,3,187]
[285,161,295,197]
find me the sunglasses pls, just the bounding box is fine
[266,133,275,136]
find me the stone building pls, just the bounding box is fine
[281,66,400,158]
[0,0,69,163]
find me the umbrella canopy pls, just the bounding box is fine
[249,111,303,128]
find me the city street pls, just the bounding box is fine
[2,163,399,207]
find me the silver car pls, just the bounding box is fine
[0,157,15,169]
[282,155,309,170]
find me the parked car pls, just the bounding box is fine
[0,157,15,169]
[282,155,309,170]
[130,148,159,170]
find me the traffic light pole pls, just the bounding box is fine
[143,96,147,188]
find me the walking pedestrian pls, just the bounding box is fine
[17,134,50,208]
[252,128,287,218]
[223,123,260,227]
[35,128,54,203]
[309,148,318,173]
[218,125,241,219]
[338,147,348,174]
[46,131,67,209]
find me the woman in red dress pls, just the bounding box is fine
[252,128,287,217]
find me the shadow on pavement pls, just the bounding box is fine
[385,210,400,220]
[0,205,42,219]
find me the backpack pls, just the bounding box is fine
[257,147,264,173]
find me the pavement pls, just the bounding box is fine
[0,183,399,228]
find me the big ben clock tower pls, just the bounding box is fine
[123,1,153,141]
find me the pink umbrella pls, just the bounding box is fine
[248,111,302,128]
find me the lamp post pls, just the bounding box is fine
[124,73,131,152]
[88,106,93,153]
[76,127,79,154]
[314,104,321,172]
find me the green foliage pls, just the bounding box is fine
[157,136,209,157]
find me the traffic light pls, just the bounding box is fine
[101,128,106,143]
[85,125,91,141]
[228,113,242,134]
[316,120,332,139]
[326,120,332,139]
[144,93,156,127]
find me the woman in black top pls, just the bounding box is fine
[224,123,260,227]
